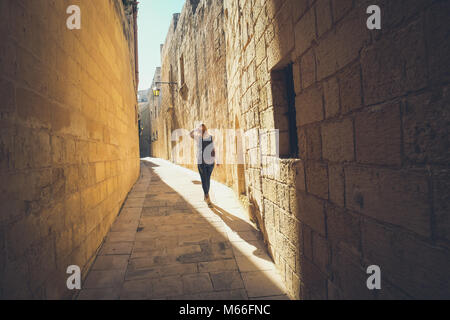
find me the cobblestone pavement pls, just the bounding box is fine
[77,158,289,300]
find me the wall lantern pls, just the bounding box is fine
[153,81,178,97]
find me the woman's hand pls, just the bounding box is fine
[189,129,198,139]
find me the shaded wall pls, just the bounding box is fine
[151,0,450,299]
[139,102,151,157]
[0,0,140,298]
[148,67,161,156]
[224,0,449,299]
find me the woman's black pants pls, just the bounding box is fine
[198,163,214,196]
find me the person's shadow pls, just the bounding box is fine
[209,203,271,261]
[142,159,160,168]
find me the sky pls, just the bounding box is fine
[137,0,186,91]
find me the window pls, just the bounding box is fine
[271,63,299,159]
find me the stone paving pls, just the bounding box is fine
[77,158,289,300]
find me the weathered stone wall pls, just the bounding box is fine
[152,0,235,186]
[148,67,161,156]
[0,0,140,299]
[224,0,450,299]
[139,102,151,157]
[150,0,450,299]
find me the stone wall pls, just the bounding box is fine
[150,0,450,299]
[152,0,234,186]
[148,67,161,155]
[0,0,140,299]
[139,102,151,157]
[224,0,450,299]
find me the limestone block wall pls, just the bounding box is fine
[224,0,450,299]
[149,0,449,299]
[139,102,151,157]
[0,0,140,299]
[152,0,234,186]
[148,67,161,156]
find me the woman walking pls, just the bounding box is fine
[190,123,218,206]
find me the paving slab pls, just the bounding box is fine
[241,270,286,298]
[91,255,129,271]
[210,271,245,291]
[78,288,121,300]
[98,241,134,256]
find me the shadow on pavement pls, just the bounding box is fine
[77,159,288,300]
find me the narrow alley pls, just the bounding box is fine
[1,0,449,302]
[77,159,288,300]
